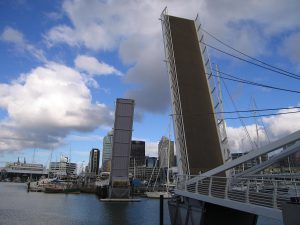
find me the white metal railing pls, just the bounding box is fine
[176,175,300,210]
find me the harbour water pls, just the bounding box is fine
[0,182,171,225]
[0,182,282,225]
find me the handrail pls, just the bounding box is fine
[186,131,300,185]
[176,175,300,211]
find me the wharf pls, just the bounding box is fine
[100,198,141,202]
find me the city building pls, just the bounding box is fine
[231,152,268,174]
[88,148,100,175]
[158,136,174,168]
[1,157,47,181]
[102,130,113,172]
[146,156,157,168]
[130,140,145,167]
[128,165,162,182]
[49,155,77,178]
[271,151,300,173]
[5,157,45,172]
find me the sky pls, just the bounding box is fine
[0,0,300,170]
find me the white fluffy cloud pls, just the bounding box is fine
[263,107,300,138]
[75,55,122,76]
[0,63,113,151]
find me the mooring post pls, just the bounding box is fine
[160,194,164,225]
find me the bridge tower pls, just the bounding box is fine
[161,9,228,176]
[109,98,135,199]
[160,9,258,225]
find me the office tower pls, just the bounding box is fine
[88,148,100,175]
[102,130,113,172]
[158,136,174,168]
[130,140,145,167]
[146,156,157,168]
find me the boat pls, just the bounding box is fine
[145,191,172,198]
[44,182,80,194]
[27,178,57,192]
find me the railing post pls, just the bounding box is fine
[195,180,198,194]
[246,179,250,204]
[185,175,188,191]
[208,177,213,196]
[273,180,278,208]
[225,177,229,199]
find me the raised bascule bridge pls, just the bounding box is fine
[160,8,300,225]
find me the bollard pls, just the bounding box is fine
[160,194,164,225]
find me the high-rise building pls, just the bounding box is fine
[130,140,145,167]
[88,148,100,175]
[146,156,157,168]
[102,130,113,172]
[158,136,174,168]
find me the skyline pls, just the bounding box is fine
[1,0,300,168]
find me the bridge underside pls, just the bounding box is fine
[169,196,257,225]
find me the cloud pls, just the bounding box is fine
[262,107,300,138]
[1,26,47,63]
[1,27,24,44]
[0,63,113,151]
[67,134,103,142]
[123,38,170,113]
[280,32,300,70]
[44,0,300,115]
[145,141,159,157]
[226,105,300,153]
[75,55,122,76]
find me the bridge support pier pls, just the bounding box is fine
[282,201,300,225]
[169,196,258,225]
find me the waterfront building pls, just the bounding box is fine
[158,136,174,168]
[5,158,45,172]
[88,148,100,175]
[130,140,145,167]
[1,158,47,181]
[102,130,113,172]
[49,156,77,178]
